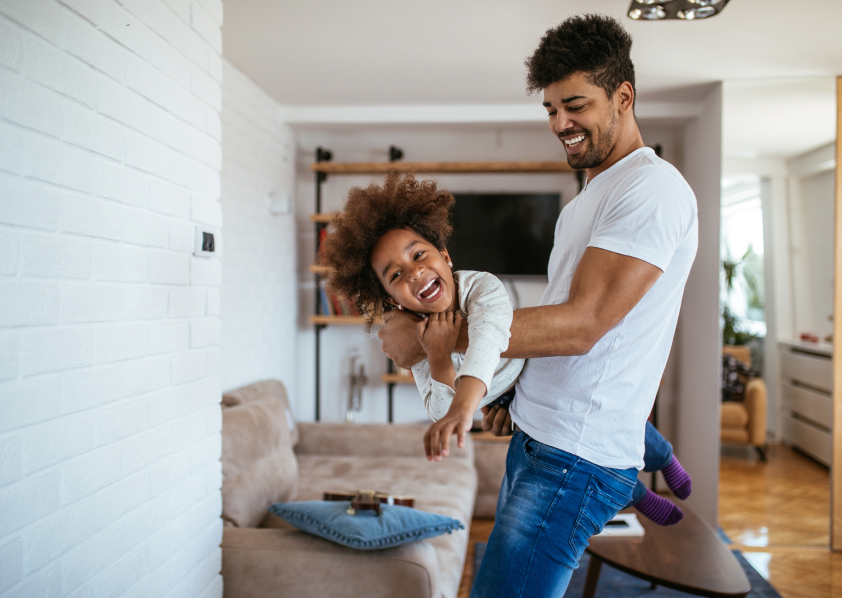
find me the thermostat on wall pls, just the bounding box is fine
[194,227,219,258]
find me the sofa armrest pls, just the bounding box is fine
[295,422,475,463]
[744,378,767,447]
[221,527,440,598]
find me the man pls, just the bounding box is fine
[379,14,698,596]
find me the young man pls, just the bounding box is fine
[378,14,698,596]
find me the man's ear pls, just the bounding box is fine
[616,81,635,115]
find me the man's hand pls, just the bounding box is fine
[480,405,513,437]
[378,310,426,369]
[416,312,462,361]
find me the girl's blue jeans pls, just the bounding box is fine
[470,431,637,597]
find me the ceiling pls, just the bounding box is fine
[222,0,841,158]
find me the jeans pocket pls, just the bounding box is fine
[522,436,572,476]
[568,475,632,554]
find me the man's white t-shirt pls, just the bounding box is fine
[510,147,698,470]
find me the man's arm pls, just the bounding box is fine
[378,247,662,366]
[502,247,662,358]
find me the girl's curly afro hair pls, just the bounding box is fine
[319,171,454,329]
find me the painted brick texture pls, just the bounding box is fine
[220,60,297,399]
[0,1,224,596]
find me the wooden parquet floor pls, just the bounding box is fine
[458,444,840,597]
[720,443,842,598]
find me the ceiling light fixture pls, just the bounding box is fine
[678,6,716,19]
[629,6,667,19]
[628,0,729,20]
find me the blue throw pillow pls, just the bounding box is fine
[268,500,465,550]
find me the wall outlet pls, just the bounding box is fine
[194,227,220,257]
[269,191,292,214]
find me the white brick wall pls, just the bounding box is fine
[0,1,224,596]
[219,60,298,401]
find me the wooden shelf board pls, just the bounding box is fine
[310,213,334,223]
[310,160,575,175]
[309,315,368,325]
[309,264,330,274]
[382,374,414,384]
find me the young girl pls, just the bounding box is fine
[320,172,525,461]
[320,172,692,525]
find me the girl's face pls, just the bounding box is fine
[370,228,457,314]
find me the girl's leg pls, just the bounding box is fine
[628,479,684,526]
[644,421,692,500]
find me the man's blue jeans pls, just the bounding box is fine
[471,431,637,597]
[628,421,675,506]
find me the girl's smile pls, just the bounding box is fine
[370,228,458,314]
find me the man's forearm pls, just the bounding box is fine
[453,304,591,359]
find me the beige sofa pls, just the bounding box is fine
[219,380,478,598]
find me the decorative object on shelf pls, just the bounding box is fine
[627,0,730,21]
[389,145,403,162]
[345,349,367,422]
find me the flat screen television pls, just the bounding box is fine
[450,193,561,277]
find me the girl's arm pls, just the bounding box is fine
[424,375,486,460]
[416,312,462,390]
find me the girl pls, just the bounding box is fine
[320,172,524,461]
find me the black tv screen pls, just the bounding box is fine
[450,193,561,277]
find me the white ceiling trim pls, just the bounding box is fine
[282,101,702,125]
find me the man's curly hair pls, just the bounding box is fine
[319,171,454,329]
[525,14,635,102]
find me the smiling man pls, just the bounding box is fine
[378,14,699,596]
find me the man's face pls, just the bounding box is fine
[543,72,618,170]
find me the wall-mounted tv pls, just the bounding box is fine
[450,193,561,277]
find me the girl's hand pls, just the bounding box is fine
[424,376,487,461]
[424,405,474,461]
[416,311,463,362]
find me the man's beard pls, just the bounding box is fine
[565,112,617,170]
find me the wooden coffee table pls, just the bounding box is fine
[583,503,750,598]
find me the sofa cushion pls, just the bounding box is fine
[268,500,464,550]
[223,379,299,447]
[721,402,749,428]
[221,527,442,598]
[222,396,299,528]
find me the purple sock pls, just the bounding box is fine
[662,456,692,500]
[634,488,684,526]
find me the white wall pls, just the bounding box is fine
[293,123,682,425]
[219,60,297,400]
[671,83,723,525]
[787,143,836,340]
[0,1,224,596]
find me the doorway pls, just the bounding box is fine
[718,75,840,596]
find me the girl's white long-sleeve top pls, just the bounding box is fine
[410,270,526,421]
